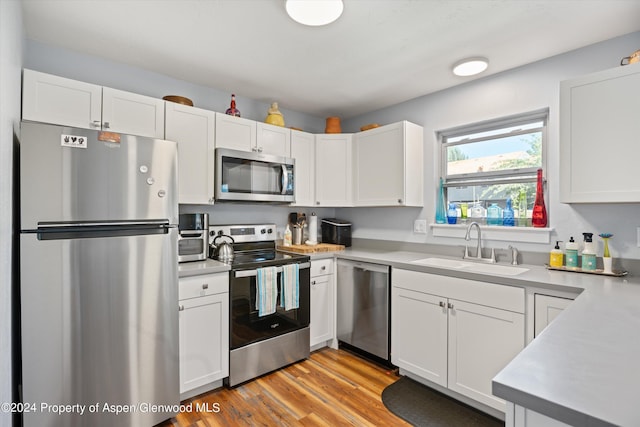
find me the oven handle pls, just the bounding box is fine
[234,261,310,278]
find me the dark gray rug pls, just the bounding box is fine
[382,376,504,427]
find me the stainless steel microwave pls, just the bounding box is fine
[215,148,295,203]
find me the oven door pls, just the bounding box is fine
[230,261,310,350]
[215,148,295,203]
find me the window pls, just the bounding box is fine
[438,109,547,226]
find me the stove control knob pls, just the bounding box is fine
[267,228,273,234]
[209,230,215,236]
[261,228,266,234]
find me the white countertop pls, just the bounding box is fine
[178,258,230,277]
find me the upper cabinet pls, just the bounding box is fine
[290,130,315,207]
[165,102,216,204]
[22,69,165,138]
[560,63,640,203]
[215,113,290,157]
[315,134,352,207]
[353,121,423,206]
[256,122,291,157]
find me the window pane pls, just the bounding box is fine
[446,182,536,226]
[447,132,542,176]
[447,121,544,143]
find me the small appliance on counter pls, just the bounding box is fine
[178,213,209,262]
[321,218,352,247]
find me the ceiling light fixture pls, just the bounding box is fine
[285,0,344,26]
[452,57,489,77]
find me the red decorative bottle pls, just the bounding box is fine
[532,168,547,227]
[225,94,241,117]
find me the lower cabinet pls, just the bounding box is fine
[178,272,229,399]
[507,403,572,427]
[534,294,574,337]
[392,269,525,413]
[310,259,335,349]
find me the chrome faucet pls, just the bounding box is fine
[463,221,496,263]
[464,222,483,260]
[508,245,519,265]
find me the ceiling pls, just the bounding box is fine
[21,0,640,119]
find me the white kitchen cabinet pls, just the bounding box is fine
[101,87,165,138]
[392,287,448,386]
[560,62,640,202]
[353,121,423,206]
[507,403,572,427]
[290,130,315,206]
[215,113,290,157]
[310,259,335,349]
[392,269,525,413]
[214,112,257,152]
[178,272,229,399]
[256,122,291,156]
[165,102,216,204]
[22,69,165,138]
[533,294,573,337]
[22,69,102,130]
[315,134,353,206]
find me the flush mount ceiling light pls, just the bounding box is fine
[286,0,344,26]
[452,57,489,77]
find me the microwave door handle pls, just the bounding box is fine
[281,164,288,195]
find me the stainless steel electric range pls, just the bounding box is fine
[209,224,311,387]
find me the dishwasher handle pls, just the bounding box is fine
[338,259,389,274]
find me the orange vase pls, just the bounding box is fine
[325,117,341,133]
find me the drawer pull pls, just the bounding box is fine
[178,305,185,311]
[439,301,445,308]
[202,283,209,290]
[447,302,454,309]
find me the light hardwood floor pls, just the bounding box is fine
[158,348,411,426]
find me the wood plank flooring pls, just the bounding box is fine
[157,348,411,426]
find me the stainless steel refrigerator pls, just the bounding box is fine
[19,122,179,426]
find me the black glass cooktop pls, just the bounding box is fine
[211,248,309,270]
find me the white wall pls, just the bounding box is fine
[340,32,640,259]
[25,40,325,133]
[0,0,23,423]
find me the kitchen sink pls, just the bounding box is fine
[410,257,529,276]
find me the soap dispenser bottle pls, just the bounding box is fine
[549,241,563,267]
[581,232,596,271]
[565,237,579,268]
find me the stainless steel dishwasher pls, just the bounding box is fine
[336,259,391,363]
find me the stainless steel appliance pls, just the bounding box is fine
[336,259,391,363]
[209,224,310,387]
[178,213,209,262]
[215,148,295,203]
[321,218,352,247]
[19,122,179,427]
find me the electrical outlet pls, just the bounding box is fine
[414,219,427,234]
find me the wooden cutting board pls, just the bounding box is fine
[277,243,345,253]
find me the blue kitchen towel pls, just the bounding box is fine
[256,266,277,316]
[281,263,299,311]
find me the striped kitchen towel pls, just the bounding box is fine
[281,263,299,311]
[256,266,277,316]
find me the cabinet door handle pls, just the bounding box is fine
[178,305,185,311]
[398,199,403,204]
[103,121,110,129]
[202,283,208,290]
[439,301,445,308]
[91,120,101,128]
[311,280,316,285]
[320,266,326,271]
[447,302,454,309]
